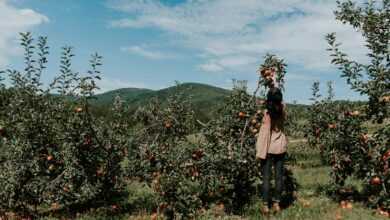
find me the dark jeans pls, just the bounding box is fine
[260,153,285,204]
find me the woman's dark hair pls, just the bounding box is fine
[266,87,283,119]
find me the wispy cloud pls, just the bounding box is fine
[286,72,319,82]
[109,0,367,73]
[198,62,223,72]
[121,45,176,60]
[0,0,49,67]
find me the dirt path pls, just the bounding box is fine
[288,138,307,143]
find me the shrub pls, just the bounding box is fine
[199,80,264,212]
[326,0,389,123]
[0,33,128,217]
[325,0,389,211]
[126,83,201,219]
[284,103,308,139]
[363,126,390,210]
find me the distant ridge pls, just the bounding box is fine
[93,82,231,105]
[92,87,154,105]
[91,82,232,120]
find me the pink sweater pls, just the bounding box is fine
[255,107,288,159]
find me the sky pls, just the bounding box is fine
[0,0,370,104]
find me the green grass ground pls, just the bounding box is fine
[40,139,388,220]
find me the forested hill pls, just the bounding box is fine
[90,83,232,120]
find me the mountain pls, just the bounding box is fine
[93,82,230,105]
[91,88,154,106]
[91,82,232,120]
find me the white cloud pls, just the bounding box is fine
[121,45,176,60]
[199,55,258,72]
[286,72,319,82]
[0,0,49,67]
[198,62,223,72]
[109,0,368,73]
[219,56,258,68]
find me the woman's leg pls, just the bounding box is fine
[261,155,272,205]
[273,153,285,203]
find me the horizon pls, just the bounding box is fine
[0,0,369,104]
[91,82,369,105]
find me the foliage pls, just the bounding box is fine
[126,83,200,219]
[0,33,128,217]
[306,81,370,176]
[284,103,308,138]
[257,54,288,90]
[199,80,264,212]
[324,0,390,212]
[363,125,390,211]
[326,0,390,123]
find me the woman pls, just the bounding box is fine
[256,86,288,215]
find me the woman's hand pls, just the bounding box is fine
[270,71,279,88]
[264,68,279,88]
[262,110,271,124]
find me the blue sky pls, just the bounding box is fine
[0,0,369,104]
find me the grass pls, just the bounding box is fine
[237,140,387,220]
[39,139,388,220]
